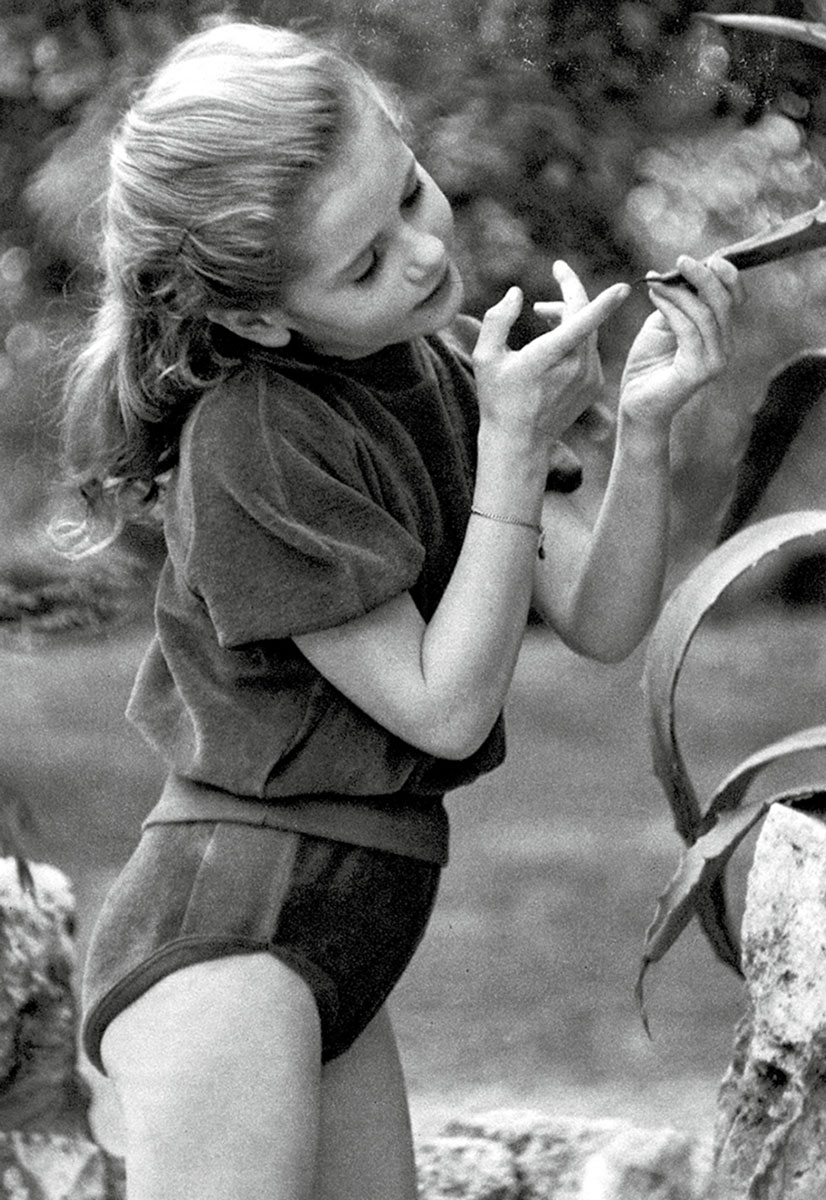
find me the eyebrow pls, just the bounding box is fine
[337,156,419,281]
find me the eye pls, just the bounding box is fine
[350,171,424,285]
[402,175,424,210]
[353,251,381,284]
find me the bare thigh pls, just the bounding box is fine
[316,1003,417,1200]
[101,953,322,1200]
[101,953,417,1200]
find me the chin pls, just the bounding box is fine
[426,269,465,333]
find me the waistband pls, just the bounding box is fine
[144,773,449,865]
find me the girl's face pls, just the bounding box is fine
[261,97,465,359]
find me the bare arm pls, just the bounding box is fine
[296,257,741,757]
[295,269,629,760]
[531,255,743,659]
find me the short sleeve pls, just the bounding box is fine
[176,377,426,646]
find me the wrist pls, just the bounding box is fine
[477,422,551,477]
[615,403,673,458]
[470,507,546,559]
[475,427,548,520]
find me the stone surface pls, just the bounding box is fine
[579,1125,712,1200]
[713,805,826,1199]
[417,1110,712,1199]
[0,860,89,1136]
[0,860,125,1198]
[0,1133,124,1200]
[416,1134,516,1200]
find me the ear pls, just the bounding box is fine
[207,307,292,348]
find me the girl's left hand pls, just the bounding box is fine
[619,254,743,425]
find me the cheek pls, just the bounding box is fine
[427,185,455,242]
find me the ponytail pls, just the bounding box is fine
[57,21,395,553]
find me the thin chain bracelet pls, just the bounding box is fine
[470,507,545,559]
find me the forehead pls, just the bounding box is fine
[300,100,412,276]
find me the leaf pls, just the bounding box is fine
[642,511,826,977]
[696,12,826,52]
[718,351,826,541]
[636,786,823,1035]
[644,510,826,840]
[643,715,826,969]
[638,721,826,1012]
[702,723,826,827]
[645,200,826,287]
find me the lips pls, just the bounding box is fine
[418,263,451,307]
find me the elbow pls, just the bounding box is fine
[420,727,491,762]
[584,640,638,665]
[560,625,646,665]
[435,731,490,761]
[409,709,496,761]
[540,599,652,664]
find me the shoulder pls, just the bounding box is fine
[183,359,360,480]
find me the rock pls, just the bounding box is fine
[0,860,89,1136]
[416,1135,517,1200]
[0,859,125,1199]
[417,1110,712,1199]
[441,1111,626,1199]
[0,1132,124,1200]
[712,805,826,1198]
[579,1125,713,1200]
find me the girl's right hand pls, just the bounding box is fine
[472,263,630,447]
[618,254,742,428]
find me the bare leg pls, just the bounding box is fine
[100,953,322,1200]
[315,1005,418,1200]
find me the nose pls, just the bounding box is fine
[403,230,446,286]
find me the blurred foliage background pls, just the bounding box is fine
[3,0,826,619]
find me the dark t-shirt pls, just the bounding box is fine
[130,317,508,862]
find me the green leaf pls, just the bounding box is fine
[641,511,826,995]
[696,12,826,52]
[636,787,823,1035]
[644,511,826,839]
[637,723,826,1024]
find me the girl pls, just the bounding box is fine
[59,20,741,1200]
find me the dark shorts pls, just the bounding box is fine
[81,821,441,1075]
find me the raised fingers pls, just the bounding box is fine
[473,286,524,363]
[552,259,590,311]
[525,282,630,364]
[531,300,565,327]
[533,262,593,328]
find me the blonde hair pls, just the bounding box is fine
[58,21,397,554]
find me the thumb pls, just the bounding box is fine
[473,287,523,360]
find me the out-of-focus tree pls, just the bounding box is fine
[9,0,815,307]
[1,0,825,624]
